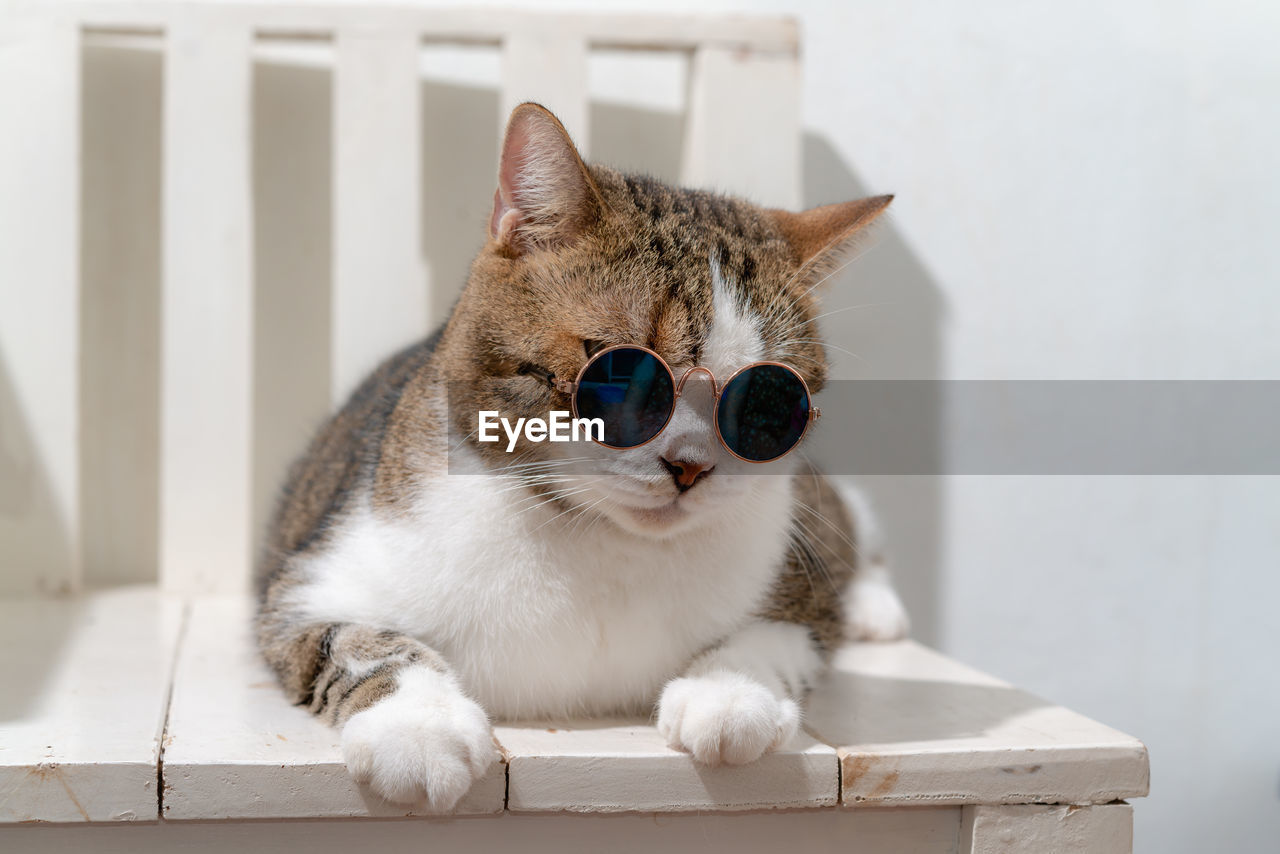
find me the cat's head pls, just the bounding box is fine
[442,104,890,538]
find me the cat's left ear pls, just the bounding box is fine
[768,195,893,281]
[489,103,603,254]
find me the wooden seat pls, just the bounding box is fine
[1,590,1146,849]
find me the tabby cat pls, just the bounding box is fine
[256,103,908,811]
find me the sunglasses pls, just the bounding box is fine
[527,345,820,463]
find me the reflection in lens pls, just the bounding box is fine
[574,348,674,448]
[716,364,810,462]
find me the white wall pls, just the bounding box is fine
[790,5,1280,852]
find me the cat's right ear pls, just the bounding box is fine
[768,195,894,280]
[489,103,602,254]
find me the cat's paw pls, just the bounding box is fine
[847,564,910,641]
[341,667,495,811]
[656,671,799,766]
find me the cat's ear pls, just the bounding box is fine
[489,103,602,253]
[768,195,893,278]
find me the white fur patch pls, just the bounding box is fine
[702,252,765,377]
[657,671,799,766]
[655,620,817,765]
[686,620,824,697]
[833,480,910,641]
[341,666,495,809]
[846,561,910,641]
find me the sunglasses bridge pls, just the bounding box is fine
[673,365,719,398]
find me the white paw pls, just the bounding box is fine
[656,671,799,766]
[847,564,910,641]
[341,667,495,810]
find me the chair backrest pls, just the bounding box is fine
[0,2,800,596]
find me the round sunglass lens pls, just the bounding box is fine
[574,348,674,448]
[716,364,810,462]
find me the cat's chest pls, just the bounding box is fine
[416,480,792,717]
[295,468,794,718]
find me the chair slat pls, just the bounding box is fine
[79,7,798,55]
[0,15,82,594]
[331,28,427,406]
[681,45,800,209]
[500,32,590,155]
[159,20,254,593]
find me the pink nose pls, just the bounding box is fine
[661,458,714,493]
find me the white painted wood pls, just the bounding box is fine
[681,44,801,208]
[0,588,182,823]
[500,31,590,155]
[70,6,798,54]
[157,597,1147,821]
[0,807,961,854]
[331,27,427,405]
[804,641,1150,806]
[159,19,254,594]
[161,596,505,819]
[498,719,837,813]
[1,590,1145,840]
[960,804,1133,854]
[0,11,81,595]
[165,597,833,819]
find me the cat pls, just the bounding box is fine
[255,103,909,811]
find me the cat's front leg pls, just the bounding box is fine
[257,618,496,810]
[656,621,820,766]
[658,470,897,766]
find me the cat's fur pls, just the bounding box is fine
[255,104,908,810]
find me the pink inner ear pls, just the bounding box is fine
[489,187,526,244]
[490,114,534,242]
[499,118,533,196]
[489,187,510,239]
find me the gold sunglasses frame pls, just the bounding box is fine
[548,344,821,463]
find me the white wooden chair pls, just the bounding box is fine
[0,3,1147,851]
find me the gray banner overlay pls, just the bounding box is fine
[807,381,1279,475]
[447,381,1280,475]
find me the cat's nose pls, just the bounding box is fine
[661,458,715,493]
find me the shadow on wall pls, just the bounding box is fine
[0,350,75,594]
[800,135,947,647]
[0,351,81,715]
[64,47,948,646]
[252,56,333,555]
[80,43,162,589]
[2,45,152,598]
